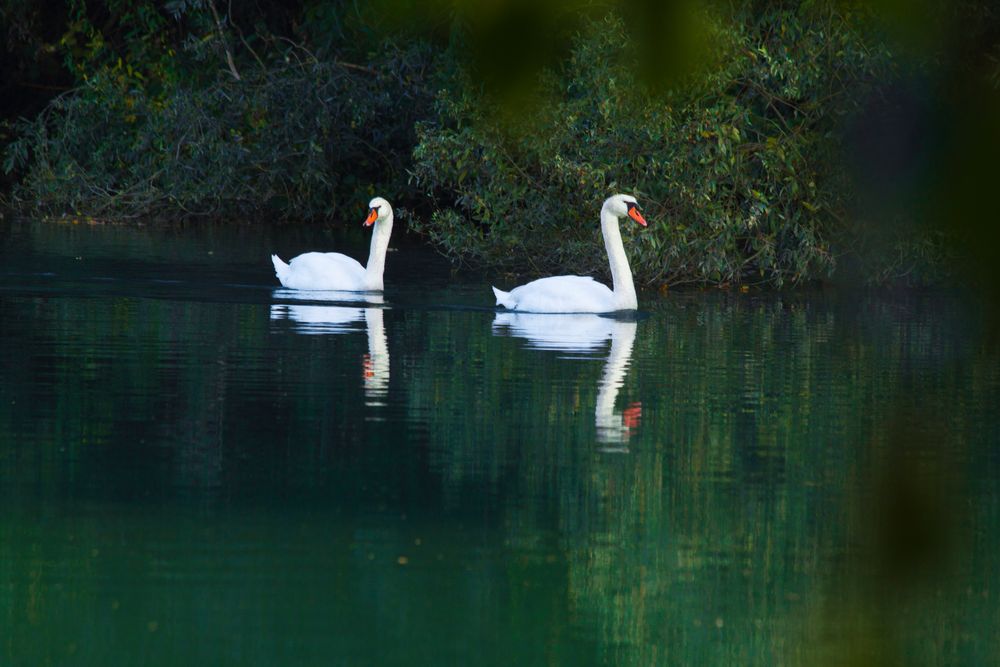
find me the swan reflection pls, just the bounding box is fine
[271,286,383,306]
[492,312,641,449]
[360,307,389,403]
[270,290,389,405]
[593,320,640,448]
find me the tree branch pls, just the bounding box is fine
[207,0,241,81]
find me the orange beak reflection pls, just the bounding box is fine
[623,402,643,432]
[364,208,378,226]
[627,206,647,227]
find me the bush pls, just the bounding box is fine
[410,8,894,287]
[4,39,437,222]
[3,2,976,287]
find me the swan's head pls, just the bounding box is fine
[364,197,392,226]
[605,194,647,227]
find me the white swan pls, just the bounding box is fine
[492,194,647,313]
[271,197,394,291]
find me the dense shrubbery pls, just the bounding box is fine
[411,9,893,286]
[4,39,436,221]
[2,1,994,286]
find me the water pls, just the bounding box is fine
[1,218,998,665]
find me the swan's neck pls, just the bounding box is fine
[364,209,393,291]
[601,207,637,310]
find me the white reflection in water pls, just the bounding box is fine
[361,307,389,405]
[270,290,389,408]
[269,302,365,334]
[593,320,640,449]
[493,312,622,354]
[492,312,641,449]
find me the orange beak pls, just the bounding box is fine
[364,208,378,226]
[627,206,647,227]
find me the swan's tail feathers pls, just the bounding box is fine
[271,254,290,286]
[492,286,513,309]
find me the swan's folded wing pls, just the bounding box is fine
[314,252,366,274]
[506,276,614,313]
[281,252,366,290]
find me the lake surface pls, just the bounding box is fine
[1,218,998,666]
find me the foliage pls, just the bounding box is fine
[410,8,896,287]
[2,0,994,286]
[2,0,438,222]
[4,38,437,221]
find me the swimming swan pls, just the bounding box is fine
[271,197,393,291]
[492,194,647,313]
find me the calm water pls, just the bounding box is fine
[1,218,998,666]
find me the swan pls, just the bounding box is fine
[492,194,647,313]
[271,197,394,291]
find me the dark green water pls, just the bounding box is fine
[1,219,998,666]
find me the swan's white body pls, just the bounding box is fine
[272,252,368,291]
[492,194,646,313]
[271,197,394,291]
